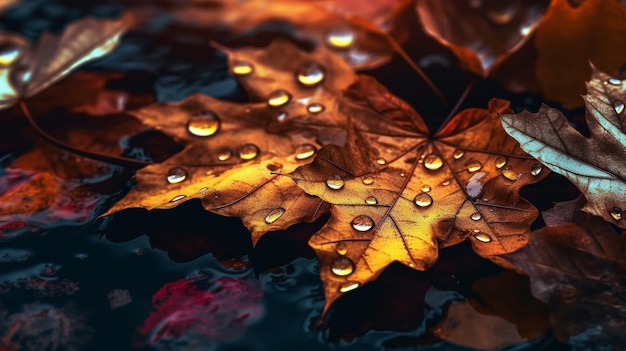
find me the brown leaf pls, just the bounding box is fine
[534,0,626,108]
[0,13,134,109]
[416,0,549,75]
[501,66,626,228]
[290,79,548,312]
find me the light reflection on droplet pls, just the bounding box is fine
[239,144,259,160]
[421,185,431,193]
[362,176,373,185]
[530,163,543,176]
[351,215,374,232]
[339,282,360,293]
[0,42,21,66]
[336,242,348,255]
[326,174,345,190]
[466,160,482,173]
[423,154,443,170]
[170,195,186,202]
[295,144,316,160]
[265,208,285,224]
[331,257,355,276]
[453,149,465,160]
[495,156,507,169]
[474,232,492,243]
[296,62,325,87]
[376,158,386,165]
[307,102,325,114]
[365,196,377,205]
[187,110,220,137]
[414,193,433,207]
[326,28,355,49]
[502,166,521,181]
[232,60,254,75]
[610,207,623,221]
[218,150,232,161]
[471,212,482,221]
[607,78,622,86]
[267,89,291,107]
[613,100,625,115]
[167,167,188,184]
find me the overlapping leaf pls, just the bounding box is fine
[290,78,549,312]
[501,66,626,228]
[0,13,134,109]
[104,40,413,244]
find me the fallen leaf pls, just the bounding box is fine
[534,0,626,108]
[500,66,626,228]
[416,0,549,75]
[290,77,548,312]
[0,13,134,109]
[501,199,626,346]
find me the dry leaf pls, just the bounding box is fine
[0,13,134,109]
[534,0,626,108]
[416,0,548,75]
[501,199,626,345]
[174,0,413,70]
[290,78,548,312]
[501,66,626,228]
[104,40,412,243]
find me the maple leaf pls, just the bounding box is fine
[104,40,411,243]
[289,76,549,312]
[0,13,134,109]
[500,66,626,228]
[501,198,626,346]
[173,0,414,70]
[416,0,548,75]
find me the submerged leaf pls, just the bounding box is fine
[290,78,548,312]
[501,66,626,228]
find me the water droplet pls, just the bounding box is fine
[336,242,348,255]
[495,156,507,169]
[607,78,622,85]
[296,62,325,87]
[351,215,374,232]
[423,154,443,170]
[502,166,521,181]
[365,196,377,205]
[530,163,543,176]
[414,193,433,207]
[167,167,188,184]
[232,60,254,75]
[613,100,625,114]
[421,185,431,192]
[376,158,386,165]
[326,28,355,49]
[326,174,345,190]
[0,42,21,66]
[266,163,282,172]
[610,207,622,221]
[239,144,259,160]
[307,102,325,114]
[276,112,288,122]
[453,149,465,159]
[441,180,451,186]
[331,257,355,276]
[218,150,232,161]
[187,110,220,137]
[471,212,482,221]
[198,187,208,193]
[295,144,316,160]
[265,208,285,224]
[362,176,373,185]
[170,195,186,202]
[466,160,482,172]
[473,232,492,243]
[267,89,291,107]
[339,282,360,293]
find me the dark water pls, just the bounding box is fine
[0,1,576,350]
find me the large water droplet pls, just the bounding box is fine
[453,149,465,160]
[336,242,348,255]
[239,144,259,160]
[502,166,521,181]
[295,144,316,160]
[232,60,254,75]
[265,208,285,224]
[307,102,325,114]
[331,257,355,276]
[296,62,325,87]
[0,42,21,66]
[365,196,377,205]
[167,167,188,184]
[473,232,492,243]
[607,78,622,85]
[267,89,291,107]
[351,215,374,232]
[530,163,543,176]
[187,110,220,137]
[466,160,482,172]
[471,212,482,221]
[423,154,443,170]
[218,150,232,161]
[495,156,507,169]
[362,176,374,185]
[613,100,625,114]
[339,282,360,293]
[326,174,345,190]
[170,194,186,202]
[610,207,622,221]
[326,28,355,49]
[414,193,433,207]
